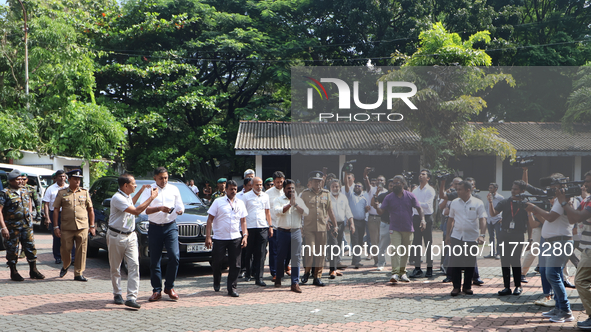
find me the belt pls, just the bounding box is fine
[545,236,572,243]
[369,214,379,217]
[381,219,389,224]
[278,227,299,232]
[149,221,174,227]
[108,226,132,235]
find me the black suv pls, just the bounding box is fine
[88,177,212,267]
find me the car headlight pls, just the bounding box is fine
[137,221,149,234]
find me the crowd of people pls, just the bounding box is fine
[2,164,591,328]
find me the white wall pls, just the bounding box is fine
[15,152,91,187]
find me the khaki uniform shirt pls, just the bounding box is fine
[53,187,93,231]
[301,188,332,232]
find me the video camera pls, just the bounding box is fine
[512,194,551,210]
[402,170,416,183]
[511,155,535,168]
[539,177,583,199]
[435,170,463,183]
[342,160,356,173]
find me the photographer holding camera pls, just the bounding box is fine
[488,180,531,296]
[524,173,576,323]
[557,171,591,329]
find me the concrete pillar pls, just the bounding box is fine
[338,155,346,182]
[575,156,582,181]
[255,155,263,179]
[495,156,503,188]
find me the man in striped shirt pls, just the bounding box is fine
[558,171,591,329]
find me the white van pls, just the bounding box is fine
[0,163,55,224]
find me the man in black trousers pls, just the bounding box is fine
[205,180,248,297]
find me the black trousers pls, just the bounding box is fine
[499,231,523,288]
[411,214,433,268]
[212,238,242,293]
[449,238,477,290]
[245,228,268,282]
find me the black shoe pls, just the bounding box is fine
[213,284,220,292]
[564,279,576,289]
[409,269,424,278]
[55,258,62,264]
[354,263,363,269]
[59,266,69,278]
[472,278,484,286]
[442,277,452,283]
[74,275,88,282]
[534,266,540,273]
[244,277,252,282]
[255,280,267,287]
[425,268,433,278]
[513,287,523,295]
[312,278,325,286]
[498,288,512,296]
[238,272,245,279]
[124,299,141,310]
[114,294,124,305]
[301,272,310,284]
[463,288,474,295]
[228,291,239,297]
[521,275,528,283]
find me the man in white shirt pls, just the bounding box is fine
[409,169,437,278]
[140,167,185,302]
[363,168,387,265]
[107,174,158,309]
[273,179,309,292]
[484,182,504,259]
[243,177,273,286]
[559,171,591,328]
[236,177,252,279]
[445,181,487,296]
[188,179,199,195]
[205,180,248,297]
[42,170,73,264]
[265,171,286,281]
[526,174,576,323]
[327,179,354,276]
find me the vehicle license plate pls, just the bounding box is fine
[187,244,210,252]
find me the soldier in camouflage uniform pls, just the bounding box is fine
[18,173,43,258]
[210,178,227,202]
[0,170,45,281]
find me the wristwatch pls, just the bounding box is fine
[561,201,568,207]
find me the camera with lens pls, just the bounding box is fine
[342,159,356,173]
[402,170,416,183]
[538,177,584,199]
[511,155,535,168]
[435,170,455,182]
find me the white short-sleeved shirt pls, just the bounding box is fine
[139,183,185,224]
[541,199,574,239]
[109,191,135,231]
[207,197,247,240]
[273,194,309,229]
[330,193,353,223]
[42,183,67,211]
[243,190,270,229]
[449,196,487,242]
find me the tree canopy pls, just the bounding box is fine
[1,0,589,182]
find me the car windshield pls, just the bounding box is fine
[39,175,52,189]
[132,180,203,206]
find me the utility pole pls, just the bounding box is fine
[16,0,29,111]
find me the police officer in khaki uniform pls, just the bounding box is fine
[300,171,337,286]
[53,169,95,281]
